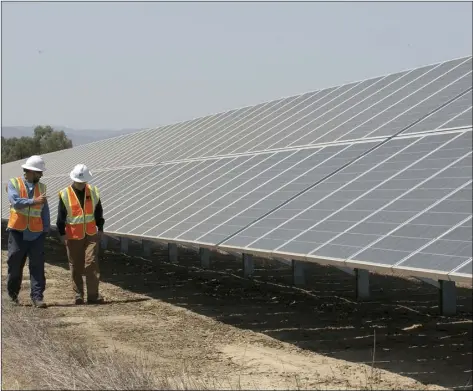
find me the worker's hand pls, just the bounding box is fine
[33,193,47,205]
[59,235,67,245]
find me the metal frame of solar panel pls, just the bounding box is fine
[2,55,472,316]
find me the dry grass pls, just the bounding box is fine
[1,298,216,390]
[1,295,393,391]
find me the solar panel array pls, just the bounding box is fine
[2,55,472,283]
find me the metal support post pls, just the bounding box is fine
[355,268,370,300]
[168,243,178,263]
[242,253,254,278]
[439,280,456,316]
[120,237,129,253]
[142,240,152,257]
[100,234,108,250]
[200,247,210,268]
[292,260,306,286]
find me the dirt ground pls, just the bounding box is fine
[1,230,472,390]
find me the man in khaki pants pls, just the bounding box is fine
[57,164,105,305]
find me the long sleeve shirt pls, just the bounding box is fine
[56,185,105,236]
[7,178,50,241]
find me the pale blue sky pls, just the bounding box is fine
[2,1,472,130]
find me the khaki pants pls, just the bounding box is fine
[66,234,100,299]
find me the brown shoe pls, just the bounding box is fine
[87,296,105,305]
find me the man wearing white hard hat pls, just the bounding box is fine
[56,164,105,305]
[6,155,50,308]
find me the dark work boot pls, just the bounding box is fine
[75,295,85,305]
[87,295,105,305]
[8,295,19,306]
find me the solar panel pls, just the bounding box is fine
[2,56,472,289]
[441,106,472,130]
[450,259,472,276]
[107,141,375,240]
[219,129,472,280]
[2,56,471,182]
[401,91,472,135]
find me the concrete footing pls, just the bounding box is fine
[439,280,456,316]
[120,237,129,253]
[292,260,306,286]
[168,243,178,263]
[242,253,254,277]
[199,248,210,268]
[355,268,370,300]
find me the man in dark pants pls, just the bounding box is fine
[6,155,50,308]
[57,163,105,305]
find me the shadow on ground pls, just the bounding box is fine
[2,228,472,390]
[15,297,150,308]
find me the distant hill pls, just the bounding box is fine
[1,126,145,146]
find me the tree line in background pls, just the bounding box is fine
[1,126,73,164]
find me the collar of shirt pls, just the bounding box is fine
[23,178,34,192]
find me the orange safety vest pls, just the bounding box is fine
[59,184,100,240]
[7,177,46,232]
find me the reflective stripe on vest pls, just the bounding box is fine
[60,184,99,240]
[7,177,45,232]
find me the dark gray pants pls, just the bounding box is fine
[6,230,46,301]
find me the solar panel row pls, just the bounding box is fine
[2,56,471,179]
[1,56,472,284]
[220,130,472,279]
[3,130,470,281]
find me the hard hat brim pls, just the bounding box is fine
[21,164,45,172]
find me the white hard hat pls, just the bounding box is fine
[21,155,46,172]
[70,164,93,183]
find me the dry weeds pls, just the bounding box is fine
[3,293,440,391]
[1,295,418,391]
[1,298,214,390]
